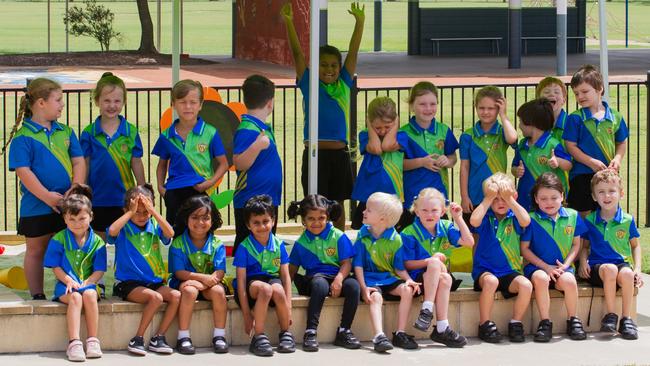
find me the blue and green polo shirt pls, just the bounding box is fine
[471,209,524,280]
[8,118,83,217]
[80,115,143,207]
[233,232,289,290]
[233,114,282,208]
[584,206,639,266]
[44,228,107,301]
[401,116,459,208]
[563,102,628,179]
[552,109,568,145]
[511,132,571,211]
[401,217,461,278]
[521,207,587,278]
[151,117,226,190]
[298,67,352,143]
[107,218,171,284]
[351,130,409,203]
[353,225,406,287]
[459,121,510,206]
[168,230,226,289]
[289,223,354,277]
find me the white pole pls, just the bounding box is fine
[308,0,321,195]
[172,0,180,119]
[556,0,567,76]
[598,0,609,101]
[157,0,161,51]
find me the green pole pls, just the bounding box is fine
[172,0,180,87]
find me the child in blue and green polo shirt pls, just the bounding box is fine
[107,185,179,355]
[152,79,229,230]
[512,98,572,211]
[233,75,282,252]
[81,72,145,238]
[536,77,569,144]
[287,194,361,352]
[469,173,532,344]
[351,96,409,229]
[564,65,628,215]
[460,86,518,219]
[233,195,294,357]
[401,82,459,226]
[353,192,420,353]
[578,170,643,340]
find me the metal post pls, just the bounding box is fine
[374,0,382,52]
[320,0,328,47]
[556,0,567,76]
[407,0,420,55]
[349,75,358,218]
[65,0,69,52]
[157,0,161,51]
[232,0,236,58]
[625,0,629,48]
[508,0,522,69]
[180,0,184,54]
[308,0,320,195]
[172,0,180,87]
[645,70,650,226]
[598,0,609,101]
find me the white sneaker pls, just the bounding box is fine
[85,337,103,358]
[66,339,86,362]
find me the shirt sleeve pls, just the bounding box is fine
[288,242,302,266]
[43,238,63,268]
[68,129,84,158]
[393,247,406,271]
[447,222,462,247]
[574,215,588,237]
[337,233,355,261]
[359,130,369,155]
[459,132,471,160]
[562,113,581,143]
[629,218,640,239]
[396,131,410,151]
[151,135,170,160]
[168,243,186,274]
[132,132,144,158]
[233,245,248,268]
[210,131,226,158]
[444,128,460,155]
[520,222,533,242]
[353,240,365,268]
[93,244,108,272]
[80,131,92,158]
[399,234,416,261]
[8,135,32,171]
[214,244,227,272]
[339,67,353,87]
[615,116,629,143]
[280,243,289,264]
[553,143,571,161]
[233,128,259,155]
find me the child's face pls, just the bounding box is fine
[319,54,341,85]
[476,97,499,125]
[490,195,509,216]
[411,92,438,123]
[370,118,395,138]
[188,207,212,238]
[173,88,202,123]
[38,89,64,121]
[97,86,125,120]
[64,210,92,238]
[247,213,274,244]
[592,181,623,211]
[572,82,602,109]
[539,84,565,114]
[362,200,384,227]
[534,187,563,216]
[130,201,151,227]
[414,199,445,232]
[303,208,328,236]
[519,122,533,138]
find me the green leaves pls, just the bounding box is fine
[63,0,121,52]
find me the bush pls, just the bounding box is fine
[63,0,121,52]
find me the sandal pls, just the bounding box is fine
[478,320,502,343]
[249,333,273,357]
[566,316,587,340]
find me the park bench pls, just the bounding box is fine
[429,37,502,56]
[521,36,586,55]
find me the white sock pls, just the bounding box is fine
[395,330,405,335]
[422,301,434,312]
[436,319,449,333]
[178,330,190,340]
[373,332,385,342]
[510,319,522,324]
[213,328,225,338]
[338,327,346,333]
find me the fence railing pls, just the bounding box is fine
[1,74,648,231]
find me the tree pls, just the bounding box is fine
[136,0,157,53]
[63,0,121,52]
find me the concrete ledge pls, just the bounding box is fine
[0,287,636,353]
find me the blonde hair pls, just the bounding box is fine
[410,188,446,214]
[367,192,403,227]
[483,172,515,194]
[367,96,397,123]
[535,76,567,101]
[591,169,623,191]
[474,86,503,107]
[93,72,127,103]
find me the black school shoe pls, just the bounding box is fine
[277,331,296,353]
[508,322,525,343]
[478,320,502,343]
[601,313,618,333]
[249,334,273,357]
[413,308,434,331]
[148,335,173,354]
[618,317,639,340]
[176,337,195,355]
[302,331,319,352]
[127,336,147,356]
[31,293,46,300]
[533,319,552,343]
[566,317,587,340]
[392,332,418,350]
[212,336,229,353]
[373,334,393,353]
[430,326,467,348]
[334,329,361,349]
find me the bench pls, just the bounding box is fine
[521,36,586,54]
[429,37,502,56]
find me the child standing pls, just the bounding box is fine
[107,185,179,355]
[81,72,145,238]
[578,170,643,340]
[351,96,408,229]
[536,77,569,144]
[401,188,473,347]
[233,75,282,252]
[460,86,518,218]
[234,195,294,357]
[152,79,229,229]
[470,173,532,343]
[564,65,628,216]
[512,98,572,211]
[44,184,106,361]
[5,78,86,299]
[287,195,361,352]
[354,192,420,352]
[520,172,587,342]
[169,195,229,354]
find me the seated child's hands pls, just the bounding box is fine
[361,287,376,304]
[348,2,365,23]
[405,279,421,295]
[498,183,517,203]
[128,196,139,215]
[65,277,80,294]
[449,202,463,219]
[578,261,590,279]
[634,272,644,288]
[547,150,559,169]
[280,2,293,23]
[330,277,343,298]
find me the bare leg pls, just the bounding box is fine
[617,268,635,317]
[599,264,619,314]
[202,285,228,329]
[271,283,291,330]
[81,290,99,338]
[531,270,551,320]
[126,287,164,336]
[508,276,533,321]
[155,286,181,334]
[59,292,83,340]
[478,273,498,324]
[24,235,52,296]
[249,281,273,335]
[555,273,578,318]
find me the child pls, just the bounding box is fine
[460,86,517,218]
[520,172,587,342]
[44,184,106,361]
[287,195,361,352]
[152,79,229,229]
[564,65,628,216]
[401,82,459,225]
[282,2,364,230]
[470,173,532,343]
[233,195,294,357]
[169,195,229,354]
[578,169,643,340]
[401,188,473,347]
[107,184,179,355]
[512,98,572,211]
[81,72,146,239]
[233,75,282,252]
[351,96,408,229]
[5,77,85,299]
[353,192,420,352]
[536,76,569,144]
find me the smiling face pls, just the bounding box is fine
[172,88,202,124]
[534,187,564,217]
[97,86,125,121]
[414,198,445,233]
[64,210,92,239]
[592,181,623,212]
[411,92,438,125]
[572,82,602,110]
[539,84,566,115]
[319,53,341,85]
[188,206,213,239]
[303,208,328,236]
[247,213,274,244]
[476,96,499,125]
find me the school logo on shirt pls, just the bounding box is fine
[538,156,548,165]
[64,139,70,147]
[197,143,208,153]
[504,224,513,235]
[272,257,281,267]
[121,143,128,153]
[607,128,613,135]
[616,230,626,239]
[564,226,574,235]
[326,247,336,257]
[436,140,445,151]
[492,143,500,150]
[441,240,450,250]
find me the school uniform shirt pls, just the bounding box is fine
[471,209,524,280]
[552,109,568,146]
[107,218,171,284]
[151,117,226,190]
[43,228,107,301]
[459,121,510,206]
[584,206,640,266]
[511,132,571,211]
[289,223,354,277]
[8,118,83,217]
[353,225,406,287]
[521,207,587,278]
[232,114,282,208]
[563,102,628,179]
[401,116,459,208]
[401,217,462,278]
[233,233,289,290]
[80,116,143,207]
[351,130,409,203]
[298,67,352,143]
[168,230,226,289]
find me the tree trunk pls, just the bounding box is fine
[136,0,157,53]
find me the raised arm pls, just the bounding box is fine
[281,2,306,78]
[343,2,365,76]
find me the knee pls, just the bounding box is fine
[601,264,619,280]
[618,268,635,284]
[181,285,199,299]
[311,278,330,295]
[399,284,414,298]
[532,271,550,287]
[370,291,383,304]
[558,274,577,290]
[439,273,452,288]
[517,278,533,295]
[271,284,287,300]
[257,284,273,300]
[168,289,181,304]
[82,289,98,302]
[426,259,443,273]
[69,292,83,306]
[211,285,226,300]
[148,291,164,305]
[482,275,499,292]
